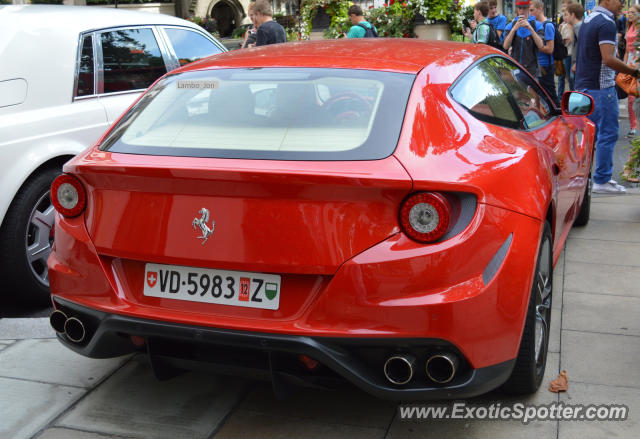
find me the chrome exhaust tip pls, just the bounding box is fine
[426,353,459,384]
[383,354,416,385]
[64,317,85,343]
[49,310,67,334]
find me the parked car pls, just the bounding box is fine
[48,40,595,400]
[0,5,226,304]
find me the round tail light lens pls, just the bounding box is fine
[400,192,451,243]
[51,174,86,218]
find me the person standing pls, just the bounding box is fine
[346,5,378,38]
[487,0,507,39]
[617,8,627,59]
[623,5,640,137]
[253,0,286,47]
[565,2,584,74]
[503,0,546,78]
[557,17,574,95]
[530,0,560,106]
[463,2,491,44]
[623,5,640,182]
[575,0,640,193]
[241,2,258,48]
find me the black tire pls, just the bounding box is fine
[501,222,553,395]
[0,167,61,305]
[574,173,592,227]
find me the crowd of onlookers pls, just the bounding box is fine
[239,0,638,190]
[467,0,638,191]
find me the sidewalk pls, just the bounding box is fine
[1,190,639,439]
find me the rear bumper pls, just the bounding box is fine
[49,202,542,371]
[53,297,515,401]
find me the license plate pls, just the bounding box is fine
[143,263,280,310]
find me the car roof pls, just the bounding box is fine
[0,4,192,36]
[179,39,497,77]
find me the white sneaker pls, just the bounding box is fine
[593,180,627,193]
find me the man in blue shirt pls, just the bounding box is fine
[503,0,546,77]
[530,0,560,105]
[575,0,640,193]
[346,5,377,38]
[487,0,507,38]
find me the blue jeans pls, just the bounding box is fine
[557,57,574,96]
[583,87,619,184]
[538,66,560,107]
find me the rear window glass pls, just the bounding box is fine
[100,68,415,160]
[101,28,167,94]
[164,28,222,66]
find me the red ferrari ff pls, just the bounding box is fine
[48,40,595,400]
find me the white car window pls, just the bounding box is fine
[100,28,167,94]
[164,28,222,66]
[76,34,94,97]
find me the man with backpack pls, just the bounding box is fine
[346,5,378,38]
[464,2,503,50]
[463,2,493,44]
[530,0,561,105]
[503,0,546,78]
[487,0,507,38]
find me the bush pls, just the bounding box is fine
[231,26,249,39]
[623,137,640,182]
[366,1,415,38]
[186,16,217,34]
[409,0,467,35]
[30,0,64,4]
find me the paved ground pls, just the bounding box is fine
[1,188,638,438]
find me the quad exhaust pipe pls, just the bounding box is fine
[426,353,459,384]
[384,352,459,386]
[49,311,86,343]
[383,354,416,385]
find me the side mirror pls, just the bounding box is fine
[561,91,594,116]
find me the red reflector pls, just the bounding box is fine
[299,355,319,370]
[130,336,146,347]
[399,192,451,243]
[50,174,86,218]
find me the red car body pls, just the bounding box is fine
[48,40,595,399]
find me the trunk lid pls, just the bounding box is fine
[72,152,412,275]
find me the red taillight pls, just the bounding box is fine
[399,192,451,243]
[50,174,86,218]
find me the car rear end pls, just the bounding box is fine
[48,60,530,399]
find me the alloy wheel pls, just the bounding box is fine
[25,190,55,287]
[534,237,552,373]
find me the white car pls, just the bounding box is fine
[0,5,226,303]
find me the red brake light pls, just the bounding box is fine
[399,192,451,243]
[51,174,86,218]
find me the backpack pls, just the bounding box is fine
[510,18,542,77]
[357,23,378,38]
[483,22,504,52]
[544,20,568,61]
